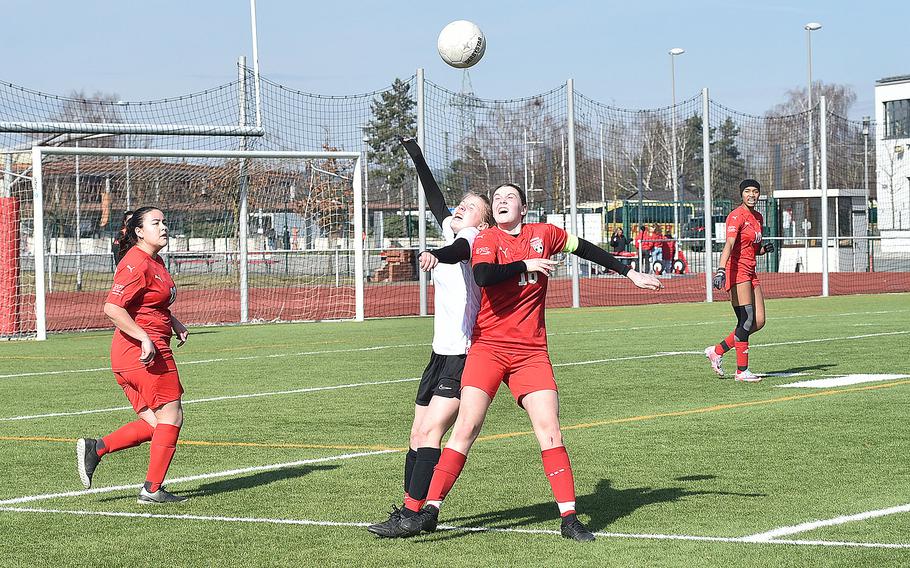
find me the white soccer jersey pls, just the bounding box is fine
[431,216,482,355]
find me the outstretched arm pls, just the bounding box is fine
[399,137,450,227]
[567,236,662,290]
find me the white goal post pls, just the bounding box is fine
[28,146,363,340]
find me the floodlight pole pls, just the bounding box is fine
[805,23,821,193]
[669,48,685,257]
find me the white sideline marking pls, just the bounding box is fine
[3,308,906,381]
[0,449,397,506]
[776,374,909,389]
[5,330,910,423]
[0,378,420,422]
[743,503,910,542]
[1,507,908,549]
[0,343,423,380]
[751,330,910,350]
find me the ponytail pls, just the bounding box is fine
[117,206,159,262]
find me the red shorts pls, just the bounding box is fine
[726,270,760,291]
[114,357,184,413]
[463,342,557,405]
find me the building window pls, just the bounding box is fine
[884,99,910,139]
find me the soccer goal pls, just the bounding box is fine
[3,146,363,340]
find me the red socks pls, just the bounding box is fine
[424,448,467,506]
[541,446,577,517]
[145,424,181,492]
[99,419,154,457]
[735,340,749,370]
[715,331,736,355]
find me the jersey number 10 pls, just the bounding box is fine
[518,272,539,286]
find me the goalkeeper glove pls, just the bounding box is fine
[712,268,726,290]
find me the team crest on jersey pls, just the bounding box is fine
[530,237,544,255]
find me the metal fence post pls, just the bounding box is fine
[417,68,427,316]
[566,79,580,308]
[702,88,713,302]
[820,96,829,297]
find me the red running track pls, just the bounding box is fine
[19,271,910,333]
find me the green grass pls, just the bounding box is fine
[1,293,909,567]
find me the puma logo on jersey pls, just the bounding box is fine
[530,237,544,255]
[154,274,163,281]
[126,264,134,273]
[499,246,511,258]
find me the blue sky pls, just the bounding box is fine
[3,0,905,118]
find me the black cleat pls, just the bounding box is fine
[367,505,407,538]
[76,438,101,489]
[137,484,188,504]
[396,505,439,537]
[560,513,596,542]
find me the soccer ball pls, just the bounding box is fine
[437,20,486,68]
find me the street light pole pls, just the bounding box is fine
[805,22,822,192]
[669,47,685,255]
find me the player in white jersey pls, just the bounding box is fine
[368,139,495,537]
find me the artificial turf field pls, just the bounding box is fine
[1,293,908,567]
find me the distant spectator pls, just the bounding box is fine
[661,230,676,272]
[609,227,630,254]
[650,224,664,269]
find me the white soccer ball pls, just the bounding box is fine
[437,20,486,69]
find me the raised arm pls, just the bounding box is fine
[399,137,450,227]
[566,235,662,290]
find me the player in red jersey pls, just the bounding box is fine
[396,183,662,541]
[705,179,774,382]
[76,206,190,503]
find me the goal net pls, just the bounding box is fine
[5,147,362,339]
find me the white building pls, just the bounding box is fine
[874,75,910,251]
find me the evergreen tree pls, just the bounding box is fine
[712,117,747,201]
[364,79,417,207]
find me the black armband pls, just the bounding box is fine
[473,261,528,287]
[429,238,471,264]
[573,238,630,276]
[399,137,450,226]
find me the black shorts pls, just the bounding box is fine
[415,352,466,406]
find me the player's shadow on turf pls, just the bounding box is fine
[763,363,837,375]
[425,477,765,541]
[97,464,338,502]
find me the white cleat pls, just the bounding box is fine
[734,369,761,383]
[704,347,724,377]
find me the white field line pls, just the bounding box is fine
[3,308,906,381]
[0,377,421,422]
[0,344,423,380]
[0,507,908,549]
[0,449,398,506]
[743,503,910,542]
[5,330,910,423]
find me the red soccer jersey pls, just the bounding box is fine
[105,246,177,372]
[471,223,569,350]
[725,204,764,274]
